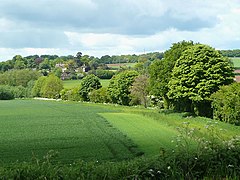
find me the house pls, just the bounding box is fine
[55,63,67,72]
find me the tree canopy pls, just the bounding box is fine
[149,41,194,108]
[107,70,139,105]
[79,74,102,101]
[167,44,234,116]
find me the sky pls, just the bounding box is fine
[0,0,240,61]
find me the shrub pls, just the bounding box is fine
[0,85,14,100]
[60,87,81,101]
[89,87,110,103]
[211,83,240,125]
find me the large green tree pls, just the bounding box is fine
[79,74,102,101]
[149,41,194,108]
[107,70,139,105]
[41,75,63,98]
[167,44,234,117]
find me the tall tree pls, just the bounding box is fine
[79,74,102,101]
[41,75,63,98]
[107,70,139,105]
[167,44,234,117]
[149,41,194,108]
[130,75,149,108]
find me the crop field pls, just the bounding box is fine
[0,100,239,165]
[63,79,110,89]
[0,100,141,164]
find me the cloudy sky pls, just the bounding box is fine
[0,0,240,61]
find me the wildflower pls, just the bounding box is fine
[228,164,234,168]
[167,166,171,170]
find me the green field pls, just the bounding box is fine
[0,100,239,165]
[63,79,110,89]
[230,57,240,68]
[107,63,136,70]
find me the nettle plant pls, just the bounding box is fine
[165,121,240,179]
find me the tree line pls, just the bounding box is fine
[0,41,239,125]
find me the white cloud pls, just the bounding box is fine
[0,0,240,61]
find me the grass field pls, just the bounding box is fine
[63,79,110,89]
[0,100,239,165]
[230,57,240,68]
[100,113,178,156]
[0,100,140,164]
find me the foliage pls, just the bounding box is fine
[0,85,14,100]
[41,75,63,98]
[130,75,150,108]
[89,87,110,103]
[79,74,102,101]
[0,69,40,87]
[32,76,47,97]
[149,41,194,108]
[94,69,115,79]
[107,70,139,105]
[168,44,234,117]
[221,49,240,57]
[211,83,240,125]
[60,87,81,101]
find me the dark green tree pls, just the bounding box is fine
[107,70,139,105]
[0,85,14,100]
[149,41,194,108]
[79,74,102,101]
[168,44,234,117]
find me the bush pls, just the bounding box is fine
[60,87,81,101]
[89,87,110,103]
[11,85,27,98]
[0,85,14,100]
[211,83,240,125]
